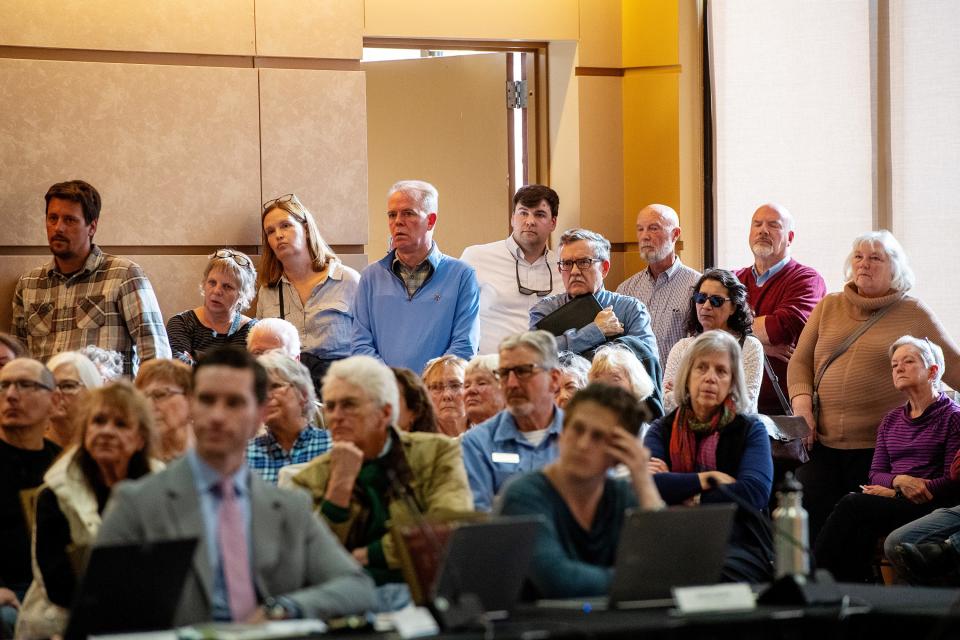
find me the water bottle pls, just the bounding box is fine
[772,472,810,577]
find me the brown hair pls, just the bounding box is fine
[392,368,438,433]
[45,180,101,225]
[258,195,337,289]
[134,358,193,394]
[74,382,156,484]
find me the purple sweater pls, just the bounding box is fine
[869,392,960,497]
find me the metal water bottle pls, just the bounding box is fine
[772,472,810,577]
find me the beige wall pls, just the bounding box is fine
[1,0,694,342]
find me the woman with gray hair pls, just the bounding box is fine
[246,352,330,484]
[644,330,774,583]
[463,354,504,427]
[44,351,103,448]
[788,230,960,541]
[816,336,960,582]
[166,249,258,366]
[555,351,590,409]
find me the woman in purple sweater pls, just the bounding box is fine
[815,335,960,582]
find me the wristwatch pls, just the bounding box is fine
[262,597,297,620]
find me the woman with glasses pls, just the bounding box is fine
[662,269,762,414]
[422,355,469,437]
[16,382,161,639]
[463,354,504,427]
[134,358,194,462]
[44,352,103,448]
[165,249,258,366]
[247,352,330,484]
[257,194,360,396]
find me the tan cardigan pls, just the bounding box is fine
[787,283,960,449]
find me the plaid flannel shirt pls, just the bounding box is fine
[246,425,332,484]
[11,245,171,376]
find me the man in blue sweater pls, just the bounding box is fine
[352,180,479,375]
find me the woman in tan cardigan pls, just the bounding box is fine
[787,230,960,541]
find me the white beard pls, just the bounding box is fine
[751,242,774,259]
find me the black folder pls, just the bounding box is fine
[534,294,603,337]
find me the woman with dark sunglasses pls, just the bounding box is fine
[661,268,762,414]
[165,248,258,366]
[257,194,360,397]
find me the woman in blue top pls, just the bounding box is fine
[645,330,774,584]
[256,194,360,395]
[498,383,664,598]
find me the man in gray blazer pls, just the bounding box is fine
[96,347,375,626]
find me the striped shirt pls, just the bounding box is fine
[869,393,960,497]
[615,257,701,365]
[11,245,171,376]
[166,309,257,365]
[246,425,331,484]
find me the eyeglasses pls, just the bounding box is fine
[557,258,603,272]
[0,379,54,393]
[427,382,465,394]
[516,259,553,296]
[56,380,86,395]
[144,387,185,402]
[210,249,253,270]
[261,193,303,214]
[693,292,732,308]
[495,364,545,381]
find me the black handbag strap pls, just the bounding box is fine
[277,281,286,320]
[763,354,792,415]
[812,303,895,396]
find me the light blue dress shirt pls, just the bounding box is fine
[752,255,791,287]
[187,450,253,622]
[460,407,564,511]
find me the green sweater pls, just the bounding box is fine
[498,471,637,598]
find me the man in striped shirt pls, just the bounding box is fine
[615,204,700,365]
[11,180,170,376]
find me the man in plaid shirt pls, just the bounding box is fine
[11,180,170,376]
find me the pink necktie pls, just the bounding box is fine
[218,478,257,621]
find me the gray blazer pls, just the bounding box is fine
[96,457,376,626]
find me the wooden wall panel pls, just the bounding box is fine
[0,0,255,55]
[255,0,362,59]
[0,59,262,247]
[259,68,369,246]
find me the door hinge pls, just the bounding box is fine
[506,80,528,109]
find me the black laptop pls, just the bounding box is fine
[65,537,198,639]
[608,504,736,607]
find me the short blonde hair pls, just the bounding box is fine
[589,344,654,401]
[201,249,257,312]
[422,355,467,386]
[842,230,915,293]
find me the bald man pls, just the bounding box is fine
[0,358,60,635]
[734,204,826,415]
[616,204,700,364]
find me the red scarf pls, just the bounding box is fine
[669,397,738,473]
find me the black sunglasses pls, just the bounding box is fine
[693,292,731,308]
[516,258,553,296]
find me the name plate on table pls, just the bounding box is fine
[492,452,520,464]
[672,584,756,614]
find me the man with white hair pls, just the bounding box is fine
[352,180,480,375]
[616,204,700,365]
[735,203,826,415]
[291,355,473,607]
[529,228,658,362]
[246,317,301,358]
[461,331,563,511]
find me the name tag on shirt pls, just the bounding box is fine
[491,452,520,464]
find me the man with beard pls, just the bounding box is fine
[616,204,700,365]
[734,203,825,415]
[461,330,563,511]
[11,180,170,375]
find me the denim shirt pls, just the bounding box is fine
[256,259,360,359]
[460,407,564,511]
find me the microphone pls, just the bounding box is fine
[386,469,485,630]
[704,476,841,605]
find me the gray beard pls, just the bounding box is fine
[639,246,671,264]
[751,243,774,259]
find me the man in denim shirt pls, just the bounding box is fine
[461,330,563,511]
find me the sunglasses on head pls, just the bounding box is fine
[210,249,253,269]
[261,193,304,214]
[693,292,731,308]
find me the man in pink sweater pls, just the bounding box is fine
[735,204,826,415]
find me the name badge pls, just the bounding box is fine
[491,452,520,464]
